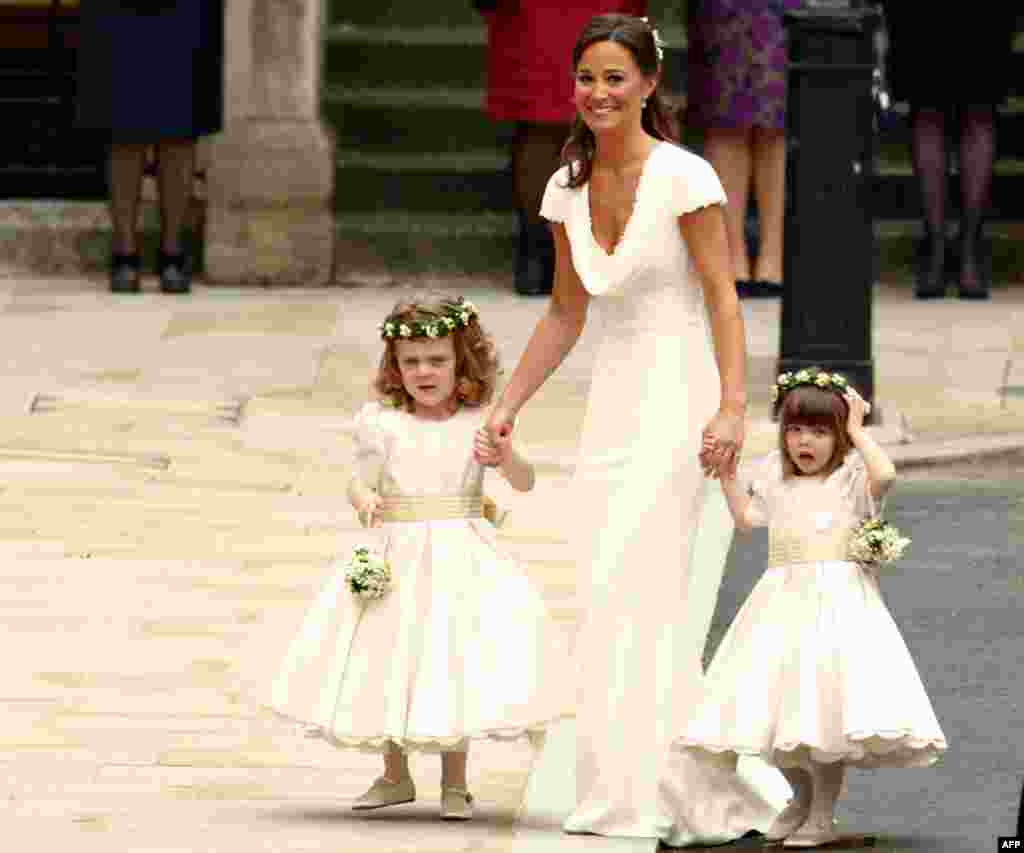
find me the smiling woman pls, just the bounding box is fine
[481,12,792,846]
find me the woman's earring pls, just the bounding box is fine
[641,98,648,109]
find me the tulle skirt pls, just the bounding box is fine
[674,559,947,769]
[261,518,573,753]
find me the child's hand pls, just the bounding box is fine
[355,491,382,527]
[474,425,509,468]
[844,386,872,436]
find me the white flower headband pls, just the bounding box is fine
[771,367,850,404]
[641,16,665,63]
[378,296,479,340]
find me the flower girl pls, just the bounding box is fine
[264,291,571,820]
[675,369,947,848]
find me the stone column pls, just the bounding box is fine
[205,0,335,286]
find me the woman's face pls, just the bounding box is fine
[394,336,458,418]
[784,421,837,477]
[573,40,656,135]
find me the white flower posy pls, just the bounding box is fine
[344,546,393,601]
[848,518,911,568]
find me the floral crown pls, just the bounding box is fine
[771,367,850,404]
[378,297,479,340]
[640,16,665,63]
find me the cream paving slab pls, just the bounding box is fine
[162,301,340,339]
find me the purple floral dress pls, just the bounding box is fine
[685,0,802,130]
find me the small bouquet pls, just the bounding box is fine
[848,517,911,568]
[344,546,392,601]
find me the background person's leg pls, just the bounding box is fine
[155,138,197,292]
[512,121,567,295]
[704,127,753,284]
[751,126,786,289]
[108,143,148,292]
[956,105,996,298]
[910,107,948,298]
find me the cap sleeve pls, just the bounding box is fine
[833,450,878,521]
[668,148,727,217]
[539,166,573,223]
[345,401,389,491]
[741,450,782,529]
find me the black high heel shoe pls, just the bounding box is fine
[158,249,192,294]
[957,221,991,300]
[110,252,142,293]
[914,228,947,300]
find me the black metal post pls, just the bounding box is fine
[779,4,880,418]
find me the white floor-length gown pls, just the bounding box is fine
[539,141,788,843]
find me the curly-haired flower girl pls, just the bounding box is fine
[263,291,571,820]
[674,370,947,848]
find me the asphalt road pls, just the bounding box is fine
[700,470,1023,852]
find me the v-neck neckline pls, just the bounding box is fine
[584,141,663,258]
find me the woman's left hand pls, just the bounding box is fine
[700,408,745,480]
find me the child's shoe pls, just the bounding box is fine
[351,775,416,810]
[440,785,474,820]
[781,816,841,848]
[764,796,813,842]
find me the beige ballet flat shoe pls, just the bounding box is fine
[781,817,842,848]
[764,797,813,842]
[351,775,416,810]
[440,785,474,820]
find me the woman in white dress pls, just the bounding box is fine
[478,13,786,844]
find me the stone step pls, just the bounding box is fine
[332,211,1024,284]
[327,0,686,30]
[329,149,1024,218]
[323,22,1023,95]
[326,86,1024,162]
[323,24,689,93]
[0,200,1019,282]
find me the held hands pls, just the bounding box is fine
[700,408,745,480]
[354,489,382,528]
[844,386,872,437]
[475,407,516,468]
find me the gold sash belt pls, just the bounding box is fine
[767,531,849,568]
[376,495,485,523]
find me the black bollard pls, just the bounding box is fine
[779,2,880,420]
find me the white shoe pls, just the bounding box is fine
[440,786,474,820]
[782,817,842,848]
[351,775,416,810]
[764,797,813,842]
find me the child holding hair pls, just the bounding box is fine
[673,369,947,848]
[264,291,571,820]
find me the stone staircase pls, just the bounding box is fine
[326,0,1024,284]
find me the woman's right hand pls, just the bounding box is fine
[476,405,517,465]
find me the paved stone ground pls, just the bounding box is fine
[0,274,1021,851]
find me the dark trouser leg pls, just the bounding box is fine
[910,107,948,298]
[512,121,567,295]
[957,105,996,298]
